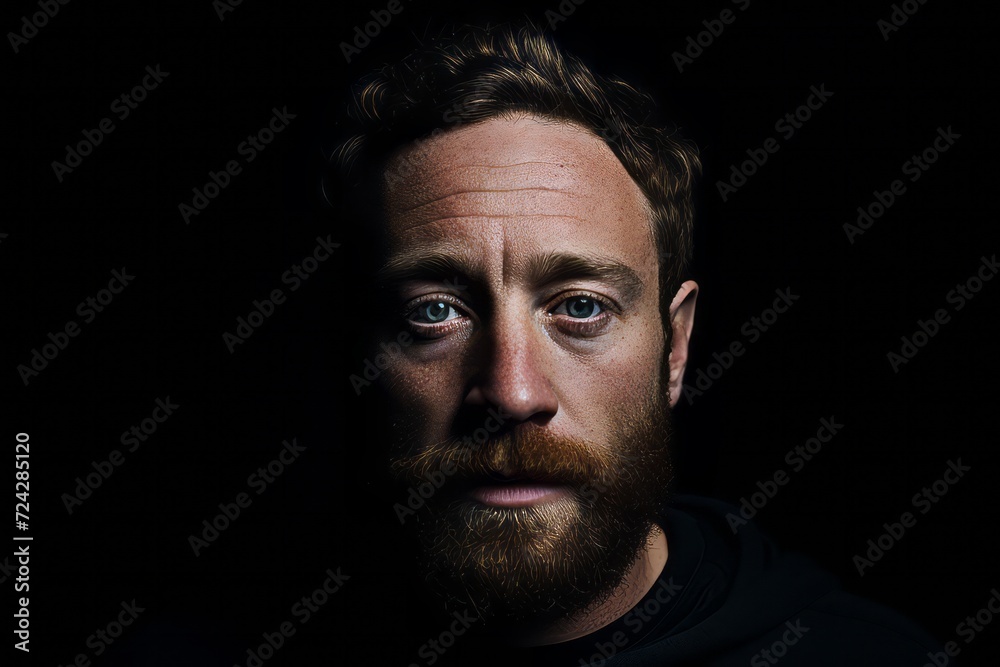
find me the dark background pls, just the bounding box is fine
[4,0,998,664]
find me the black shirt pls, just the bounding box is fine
[525,494,947,666]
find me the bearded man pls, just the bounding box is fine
[329,20,946,666]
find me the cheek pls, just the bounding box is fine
[623,316,667,387]
[554,315,664,434]
[379,342,469,436]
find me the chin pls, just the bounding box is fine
[413,490,651,625]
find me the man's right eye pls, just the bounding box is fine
[402,295,473,338]
[410,300,462,324]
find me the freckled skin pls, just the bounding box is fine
[379,113,698,642]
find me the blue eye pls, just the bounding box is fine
[412,301,460,324]
[555,296,602,319]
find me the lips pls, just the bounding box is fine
[468,483,571,507]
[465,472,573,507]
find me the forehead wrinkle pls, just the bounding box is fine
[396,138,585,177]
[465,161,567,169]
[398,186,581,215]
[391,189,591,230]
[383,117,649,244]
[386,154,586,213]
[394,213,588,233]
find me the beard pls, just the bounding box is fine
[387,390,674,628]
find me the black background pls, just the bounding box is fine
[5,0,998,664]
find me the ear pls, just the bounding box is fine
[666,280,698,407]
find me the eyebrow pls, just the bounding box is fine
[526,251,645,305]
[377,249,645,304]
[376,250,471,286]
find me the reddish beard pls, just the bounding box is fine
[388,393,674,626]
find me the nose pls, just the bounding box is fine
[464,312,559,424]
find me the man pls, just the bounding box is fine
[329,20,946,665]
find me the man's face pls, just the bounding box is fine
[376,114,682,624]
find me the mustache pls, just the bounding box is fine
[389,427,637,489]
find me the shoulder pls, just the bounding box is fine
[628,495,949,665]
[712,589,949,666]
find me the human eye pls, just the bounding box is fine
[548,292,616,336]
[404,294,472,338]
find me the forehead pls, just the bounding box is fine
[381,114,656,276]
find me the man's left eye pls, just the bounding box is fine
[553,296,603,319]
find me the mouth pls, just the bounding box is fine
[464,473,573,508]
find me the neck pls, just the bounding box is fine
[519,523,669,645]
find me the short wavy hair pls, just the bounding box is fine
[325,19,701,329]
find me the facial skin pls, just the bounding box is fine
[376,113,698,642]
